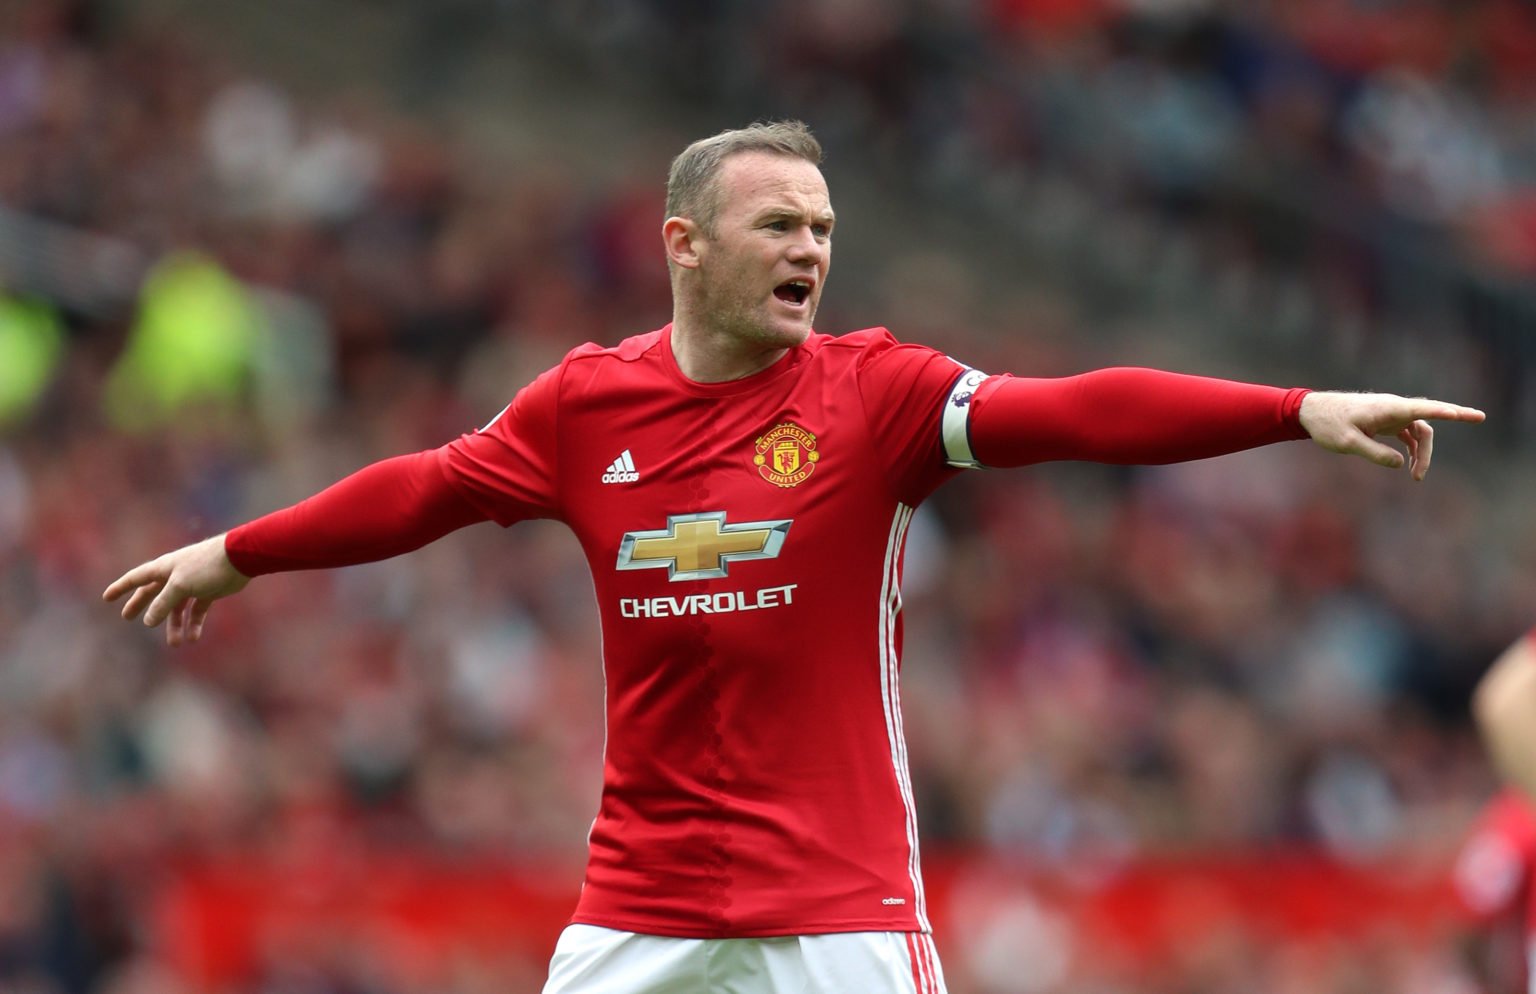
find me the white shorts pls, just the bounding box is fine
[541,924,948,994]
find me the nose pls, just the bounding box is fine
[785,227,825,265]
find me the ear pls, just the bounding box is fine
[663,216,704,270]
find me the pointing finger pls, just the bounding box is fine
[1401,400,1484,424]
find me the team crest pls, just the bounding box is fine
[753,422,820,488]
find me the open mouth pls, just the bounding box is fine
[773,279,812,306]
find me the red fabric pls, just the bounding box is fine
[224,450,486,576]
[1452,790,1536,992]
[443,325,966,938]
[853,335,975,503]
[434,361,569,526]
[1453,790,1536,924]
[220,327,1320,942]
[968,368,1310,468]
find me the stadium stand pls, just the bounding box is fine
[3,0,1534,991]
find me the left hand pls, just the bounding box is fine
[1299,392,1485,481]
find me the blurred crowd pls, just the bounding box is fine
[5,1,1536,992]
[542,0,1536,434]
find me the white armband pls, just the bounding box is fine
[941,367,990,468]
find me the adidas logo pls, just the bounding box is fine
[601,449,640,484]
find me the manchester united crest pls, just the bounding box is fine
[753,422,820,488]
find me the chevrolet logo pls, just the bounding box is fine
[616,512,792,581]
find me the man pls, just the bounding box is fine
[1457,630,1536,993]
[105,120,1484,994]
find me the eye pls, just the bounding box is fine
[812,223,831,239]
[766,220,789,232]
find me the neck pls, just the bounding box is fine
[669,311,789,383]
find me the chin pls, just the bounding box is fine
[720,305,814,350]
[762,326,812,350]
[763,312,816,345]
[779,320,814,341]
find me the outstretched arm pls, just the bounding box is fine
[1473,632,1536,801]
[102,449,486,645]
[965,369,1482,476]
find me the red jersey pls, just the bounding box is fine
[226,322,1306,939]
[440,326,970,937]
[1454,790,1536,992]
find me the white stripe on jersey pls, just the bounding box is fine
[886,509,932,932]
[477,402,512,434]
[941,367,990,468]
[878,503,931,932]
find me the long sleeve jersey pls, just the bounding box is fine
[228,325,1308,938]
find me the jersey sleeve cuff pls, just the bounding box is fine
[223,522,268,577]
[1282,387,1312,439]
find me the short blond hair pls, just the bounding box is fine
[665,120,823,236]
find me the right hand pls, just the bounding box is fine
[102,534,250,646]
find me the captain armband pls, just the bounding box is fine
[941,367,990,468]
